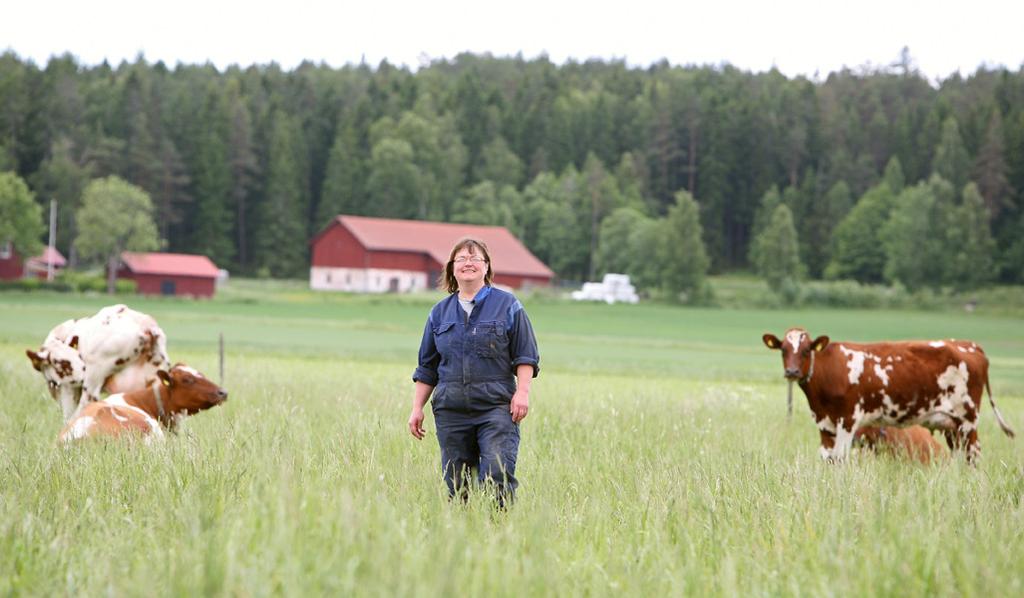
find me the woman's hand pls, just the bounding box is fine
[510,388,529,423]
[408,407,425,439]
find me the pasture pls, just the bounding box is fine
[1,284,1023,596]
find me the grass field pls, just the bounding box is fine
[1,283,1023,596]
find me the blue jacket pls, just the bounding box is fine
[413,286,540,411]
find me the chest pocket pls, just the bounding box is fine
[474,320,509,359]
[432,321,458,358]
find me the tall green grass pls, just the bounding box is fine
[1,288,1022,596]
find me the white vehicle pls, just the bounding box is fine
[571,273,639,304]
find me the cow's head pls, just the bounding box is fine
[158,363,228,418]
[26,335,86,417]
[763,328,829,381]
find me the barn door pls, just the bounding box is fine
[161,280,176,295]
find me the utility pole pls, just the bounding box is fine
[47,199,57,282]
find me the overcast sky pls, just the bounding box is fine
[4,0,1022,81]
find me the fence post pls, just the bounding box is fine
[219,332,224,386]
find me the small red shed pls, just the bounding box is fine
[25,246,67,279]
[0,242,67,280]
[309,215,554,293]
[118,252,220,298]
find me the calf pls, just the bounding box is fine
[27,304,169,421]
[854,426,946,464]
[58,364,227,443]
[763,328,1015,464]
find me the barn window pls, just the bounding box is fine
[0,241,11,259]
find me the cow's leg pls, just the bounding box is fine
[818,431,836,461]
[958,411,981,465]
[831,419,857,462]
[943,429,958,451]
[152,327,170,368]
[80,369,107,404]
[58,387,83,422]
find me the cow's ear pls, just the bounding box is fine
[763,334,782,350]
[812,336,830,351]
[26,349,47,371]
[68,336,79,350]
[157,369,172,386]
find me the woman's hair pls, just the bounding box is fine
[439,237,493,293]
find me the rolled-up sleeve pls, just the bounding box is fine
[412,318,440,385]
[508,300,540,378]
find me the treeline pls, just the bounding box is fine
[1,50,1023,290]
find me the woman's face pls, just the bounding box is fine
[452,246,488,288]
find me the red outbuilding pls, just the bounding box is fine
[0,242,66,280]
[309,215,554,292]
[0,241,22,280]
[118,252,220,298]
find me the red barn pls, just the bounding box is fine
[118,252,220,298]
[0,242,66,280]
[0,241,22,280]
[309,215,554,292]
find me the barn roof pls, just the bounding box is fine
[315,215,554,279]
[120,252,220,278]
[26,246,66,267]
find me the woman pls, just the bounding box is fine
[409,237,539,506]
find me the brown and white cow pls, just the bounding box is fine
[58,364,227,443]
[763,328,1015,463]
[27,304,170,422]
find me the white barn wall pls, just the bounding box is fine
[310,266,429,293]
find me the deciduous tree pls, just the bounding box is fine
[751,203,803,297]
[75,176,161,293]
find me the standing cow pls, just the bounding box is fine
[26,304,170,422]
[762,328,1015,463]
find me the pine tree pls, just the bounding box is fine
[972,110,1014,219]
[932,117,971,191]
[189,84,234,265]
[804,180,852,278]
[317,117,364,227]
[882,156,905,195]
[226,78,258,268]
[252,111,307,277]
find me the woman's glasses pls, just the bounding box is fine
[452,256,486,264]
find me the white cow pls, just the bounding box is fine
[26,304,170,421]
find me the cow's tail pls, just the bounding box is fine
[986,379,1016,438]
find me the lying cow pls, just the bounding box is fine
[27,304,170,421]
[58,364,227,443]
[763,328,1015,464]
[854,425,946,464]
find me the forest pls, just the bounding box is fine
[1,49,1022,294]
